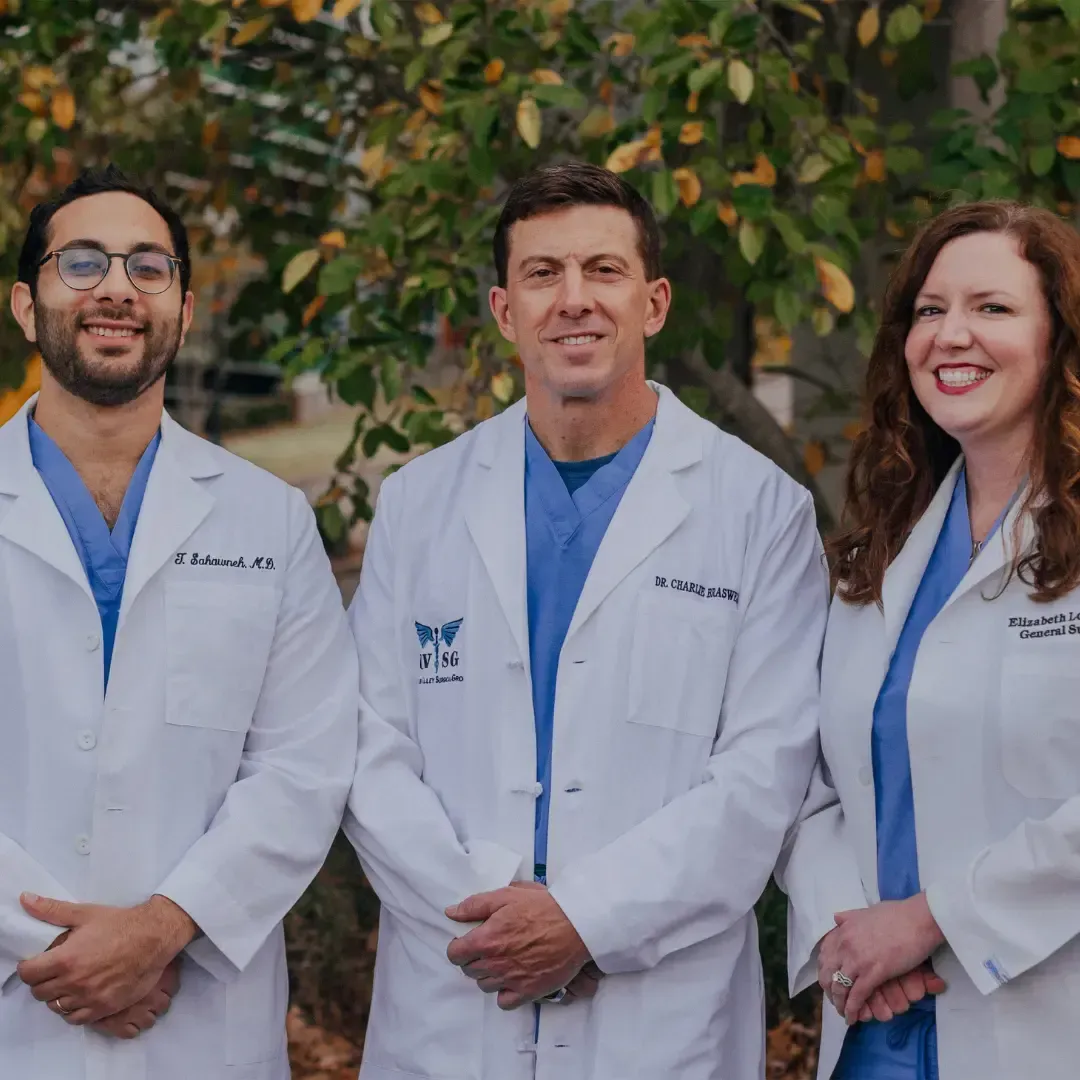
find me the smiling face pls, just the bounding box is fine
[905,231,1052,460]
[488,204,670,405]
[11,191,194,407]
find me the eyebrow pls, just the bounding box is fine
[56,238,176,257]
[917,289,1019,303]
[518,252,631,270]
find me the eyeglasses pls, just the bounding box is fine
[38,247,184,295]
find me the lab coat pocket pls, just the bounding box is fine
[166,581,280,732]
[627,591,733,739]
[999,653,1080,799]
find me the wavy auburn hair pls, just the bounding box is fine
[829,201,1080,605]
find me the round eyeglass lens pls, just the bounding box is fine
[126,251,174,293]
[56,248,109,288]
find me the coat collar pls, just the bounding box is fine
[0,395,223,618]
[462,383,702,662]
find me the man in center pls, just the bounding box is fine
[344,162,827,1079]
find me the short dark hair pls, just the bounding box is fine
[17,164,191,298]
[493,162,662,288]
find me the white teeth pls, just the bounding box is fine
[937,368,990,387]
[557,335,598,345]
[85,326,138,338]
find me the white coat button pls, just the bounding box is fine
[85,633,101,652]
[76,730,97,751]
[507,658,524,670]
[74,835,91,856]
[858,765,872,786]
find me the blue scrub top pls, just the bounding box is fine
[837,468,1010,1080]
[28,414,159,693]
[524,417,654,874]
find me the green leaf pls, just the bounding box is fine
[827,53,850,85]
[317,257,363,297]
[1016,66,1070,95]
[731,184,773,221]
[810,193,849,235]
[797,154,832,184]
[885,4,922,46]
[337,363,377,409]
[1030,144,1056,177]
[651,170,679,217]
[771,210,807,254]
[688,59,725,94]
[738,220,766,266]
[1059,0,1080,27]
[404,53,427,91]
[819,131,853,165]
[314,502,348,547]
[884,145,924,175]
[530,83,588,110]
[380,355,402,402]
[420,22,453,47]
[951,55,998,101]
[773,286,801,331]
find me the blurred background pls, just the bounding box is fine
[1,0,1077,1075]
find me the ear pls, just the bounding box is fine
[10,282,38,344]
[643,277,672,340]
[488,285,517,344]
[178,290,195,348]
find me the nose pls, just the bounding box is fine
[557,264,593,319]
[934,306,973,351]
[91,256,138,306]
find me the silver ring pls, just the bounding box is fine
[831,969,854,989]
[53,998,71,1015]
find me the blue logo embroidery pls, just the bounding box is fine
[415,618,463,674]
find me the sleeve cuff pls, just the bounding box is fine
[155,865,260,979]
[465,839,526,891]
[548,874,637,975]
[924,878,1002,996]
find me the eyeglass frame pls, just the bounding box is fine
[37,246,186,295]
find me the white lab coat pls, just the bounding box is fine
[0,399,358,1080]
[777,456,1080,1079]
[344,384,828,1080]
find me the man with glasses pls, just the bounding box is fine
[0,165,358,1079]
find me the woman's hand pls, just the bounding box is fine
[820,895,945,1024]
[855,965,947,1023]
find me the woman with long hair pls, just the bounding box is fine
[777,201,1080,1079]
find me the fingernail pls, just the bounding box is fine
[21,893,38,903]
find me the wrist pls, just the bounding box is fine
[144,895,198,964]
[913,892,945,953]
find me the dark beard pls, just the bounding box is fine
[34,302,182,407]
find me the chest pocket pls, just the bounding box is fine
[165,580,280,732]
[999,652,1080,799]
[627,590,736,739]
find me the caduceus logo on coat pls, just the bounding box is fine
[415,618,464,676]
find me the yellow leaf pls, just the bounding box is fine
[717,201,738,228]
[864,148,886,182]
[727,59,754,104]
[484,58,505,84]
[732,152,776,187]
[687,89,700,113]
[599,78,614,104]
[842,419,865,441]
[302,295,326,327]
[531,68,563,85]
[923,0,941,19]
[232,14,273,45]
[415,2,443,22]
[360,143,386,182]
[578,107,615,138]
[606,139,648,173]
[332,0,366,17]
[23,66,58,91]
[50,88,75,130]
[677,33,711,47]
[420,21,453,46]
[17,91,44,116]
[797,153,831,183]
[545,0,573,17]
[404,108,428,133]
[679,121,704,145]
[857,6,880,47]
[672,167,702,207]
[738,220,765,265]
[644,124,662,149]
[475,394,495,422]
[282,249,321,294]
[259,0,291,6]
[418,82,444,115]
[803,439,827,477]
[885,218,905,238]
[880,47,897,68]
[517,96,542,149]
[1057,136,1080,160]
[815,256,855,313]
[290,0,323,21]
[605,32,635,57]
[783,1,823,22]
[491,371,515,404]
[788,70,800,93]
[811,306,834,337]
[319,229,347,248]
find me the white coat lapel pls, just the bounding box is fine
[565,386,697,641]
[0,399,94,602]
[118,412,220,626]
[880,457,963,658]
[462,400,530,664]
